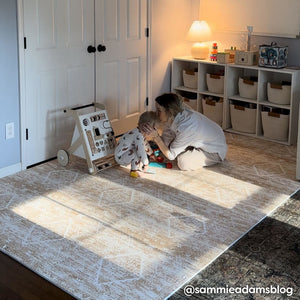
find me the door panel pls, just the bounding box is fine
[36,0,56,49]
[23,0,95,167]
[96,0,147,135]
[102,61,120,121]
[127,58,141,114]
[22,0,148,167]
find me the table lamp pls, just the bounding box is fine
[187,20,212,59]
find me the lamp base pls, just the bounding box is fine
[191,42,209,60]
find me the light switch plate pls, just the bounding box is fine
[6,122,14,139]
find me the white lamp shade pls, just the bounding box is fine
[187,20,212,42]
[187,20,212,59]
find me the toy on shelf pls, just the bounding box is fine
[210,42,218,61]
[224,46,236,63]
[57,102,117,175]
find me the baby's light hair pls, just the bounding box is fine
[138,111,157,128]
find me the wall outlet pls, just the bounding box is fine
[5,122,14,139]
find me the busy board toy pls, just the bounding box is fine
[57,102,117,174]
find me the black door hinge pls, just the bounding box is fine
[24,37,27,49]
[145,27,149,37]
[26,128,29,140]
[146,97,149,106]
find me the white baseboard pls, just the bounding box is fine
[0,163,22,179]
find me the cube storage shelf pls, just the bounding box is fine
[172,56,300,145]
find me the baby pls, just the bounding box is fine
[114,111,158,177]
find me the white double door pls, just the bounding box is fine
[22,0,148,167]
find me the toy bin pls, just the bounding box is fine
[206,73,224,94]
[261,109,289,141]
[217,52,230,64]
[183,96,198,111]
[177,91,198,111]
[183,70,198,89]
[230,101,257,133]
[259,43,288,68]
[202,96,223,126]
[267,82,291,105]
[238,77,258,99]
[224,49,236,63]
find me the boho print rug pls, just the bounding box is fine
[169,190,300,299]
[0,133,299,299]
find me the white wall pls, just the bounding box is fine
[199,0,300,38]
[150,0,199,108]
[198,0,300,66]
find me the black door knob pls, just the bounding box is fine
[87,45,96,53]
[97,44,106,52]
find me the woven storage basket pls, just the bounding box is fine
[238,77,258,99]
[202,98,223,126]
[230,104,256,133]
[261,111,289,141]
[183,70,198,89]
[267,82,291,105]
[183,97,197,111]
[206,73,224,94]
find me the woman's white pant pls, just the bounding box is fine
[176,148,222,171]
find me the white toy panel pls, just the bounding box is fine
[78,110,116,161]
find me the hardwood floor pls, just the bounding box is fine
[0,251,75,300]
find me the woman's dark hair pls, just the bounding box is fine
[155,93,183,120]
